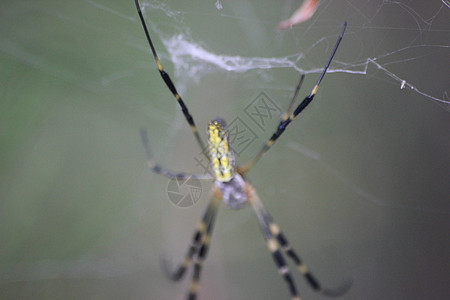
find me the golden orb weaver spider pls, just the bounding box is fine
[135,1,350,299]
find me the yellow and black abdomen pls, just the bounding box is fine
[207,119,235,182]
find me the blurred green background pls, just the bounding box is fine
[1,1,449,299]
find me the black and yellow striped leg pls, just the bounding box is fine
[163,210,209,281]
[140,128,213,181]
[284,74,306,120]
[163,188,221,283]
[187,187,221,300]
[237,74,304,175]
[134,0,208,158]
[248,186,301,300]
[238,22,347,175]
[251,186,351,297]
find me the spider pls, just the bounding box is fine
[135,1,350,299]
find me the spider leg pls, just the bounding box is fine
[284,74,306,121]
[140,128,213,181]
[238,22,347,175]
[162,213,209,281]
[247,185,301,300]
[187,187,221,300]
[135,0,208,159]
[162,187,221,300]
[251,191,352,296]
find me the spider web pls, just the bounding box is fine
[138,2,450,299]
[139,0,449,106]
[1,1,449,300]
[140,0,450,212]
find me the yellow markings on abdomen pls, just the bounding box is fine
[208,119,235,182]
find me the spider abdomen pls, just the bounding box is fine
[208,118,236,182]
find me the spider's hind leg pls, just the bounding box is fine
[248,184,352,298]
[161,187,222,300]
[247,185,301,300]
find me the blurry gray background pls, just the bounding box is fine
[1,1,449,299]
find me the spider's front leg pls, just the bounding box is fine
[135,0,208,158]
[238,22,347,175]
